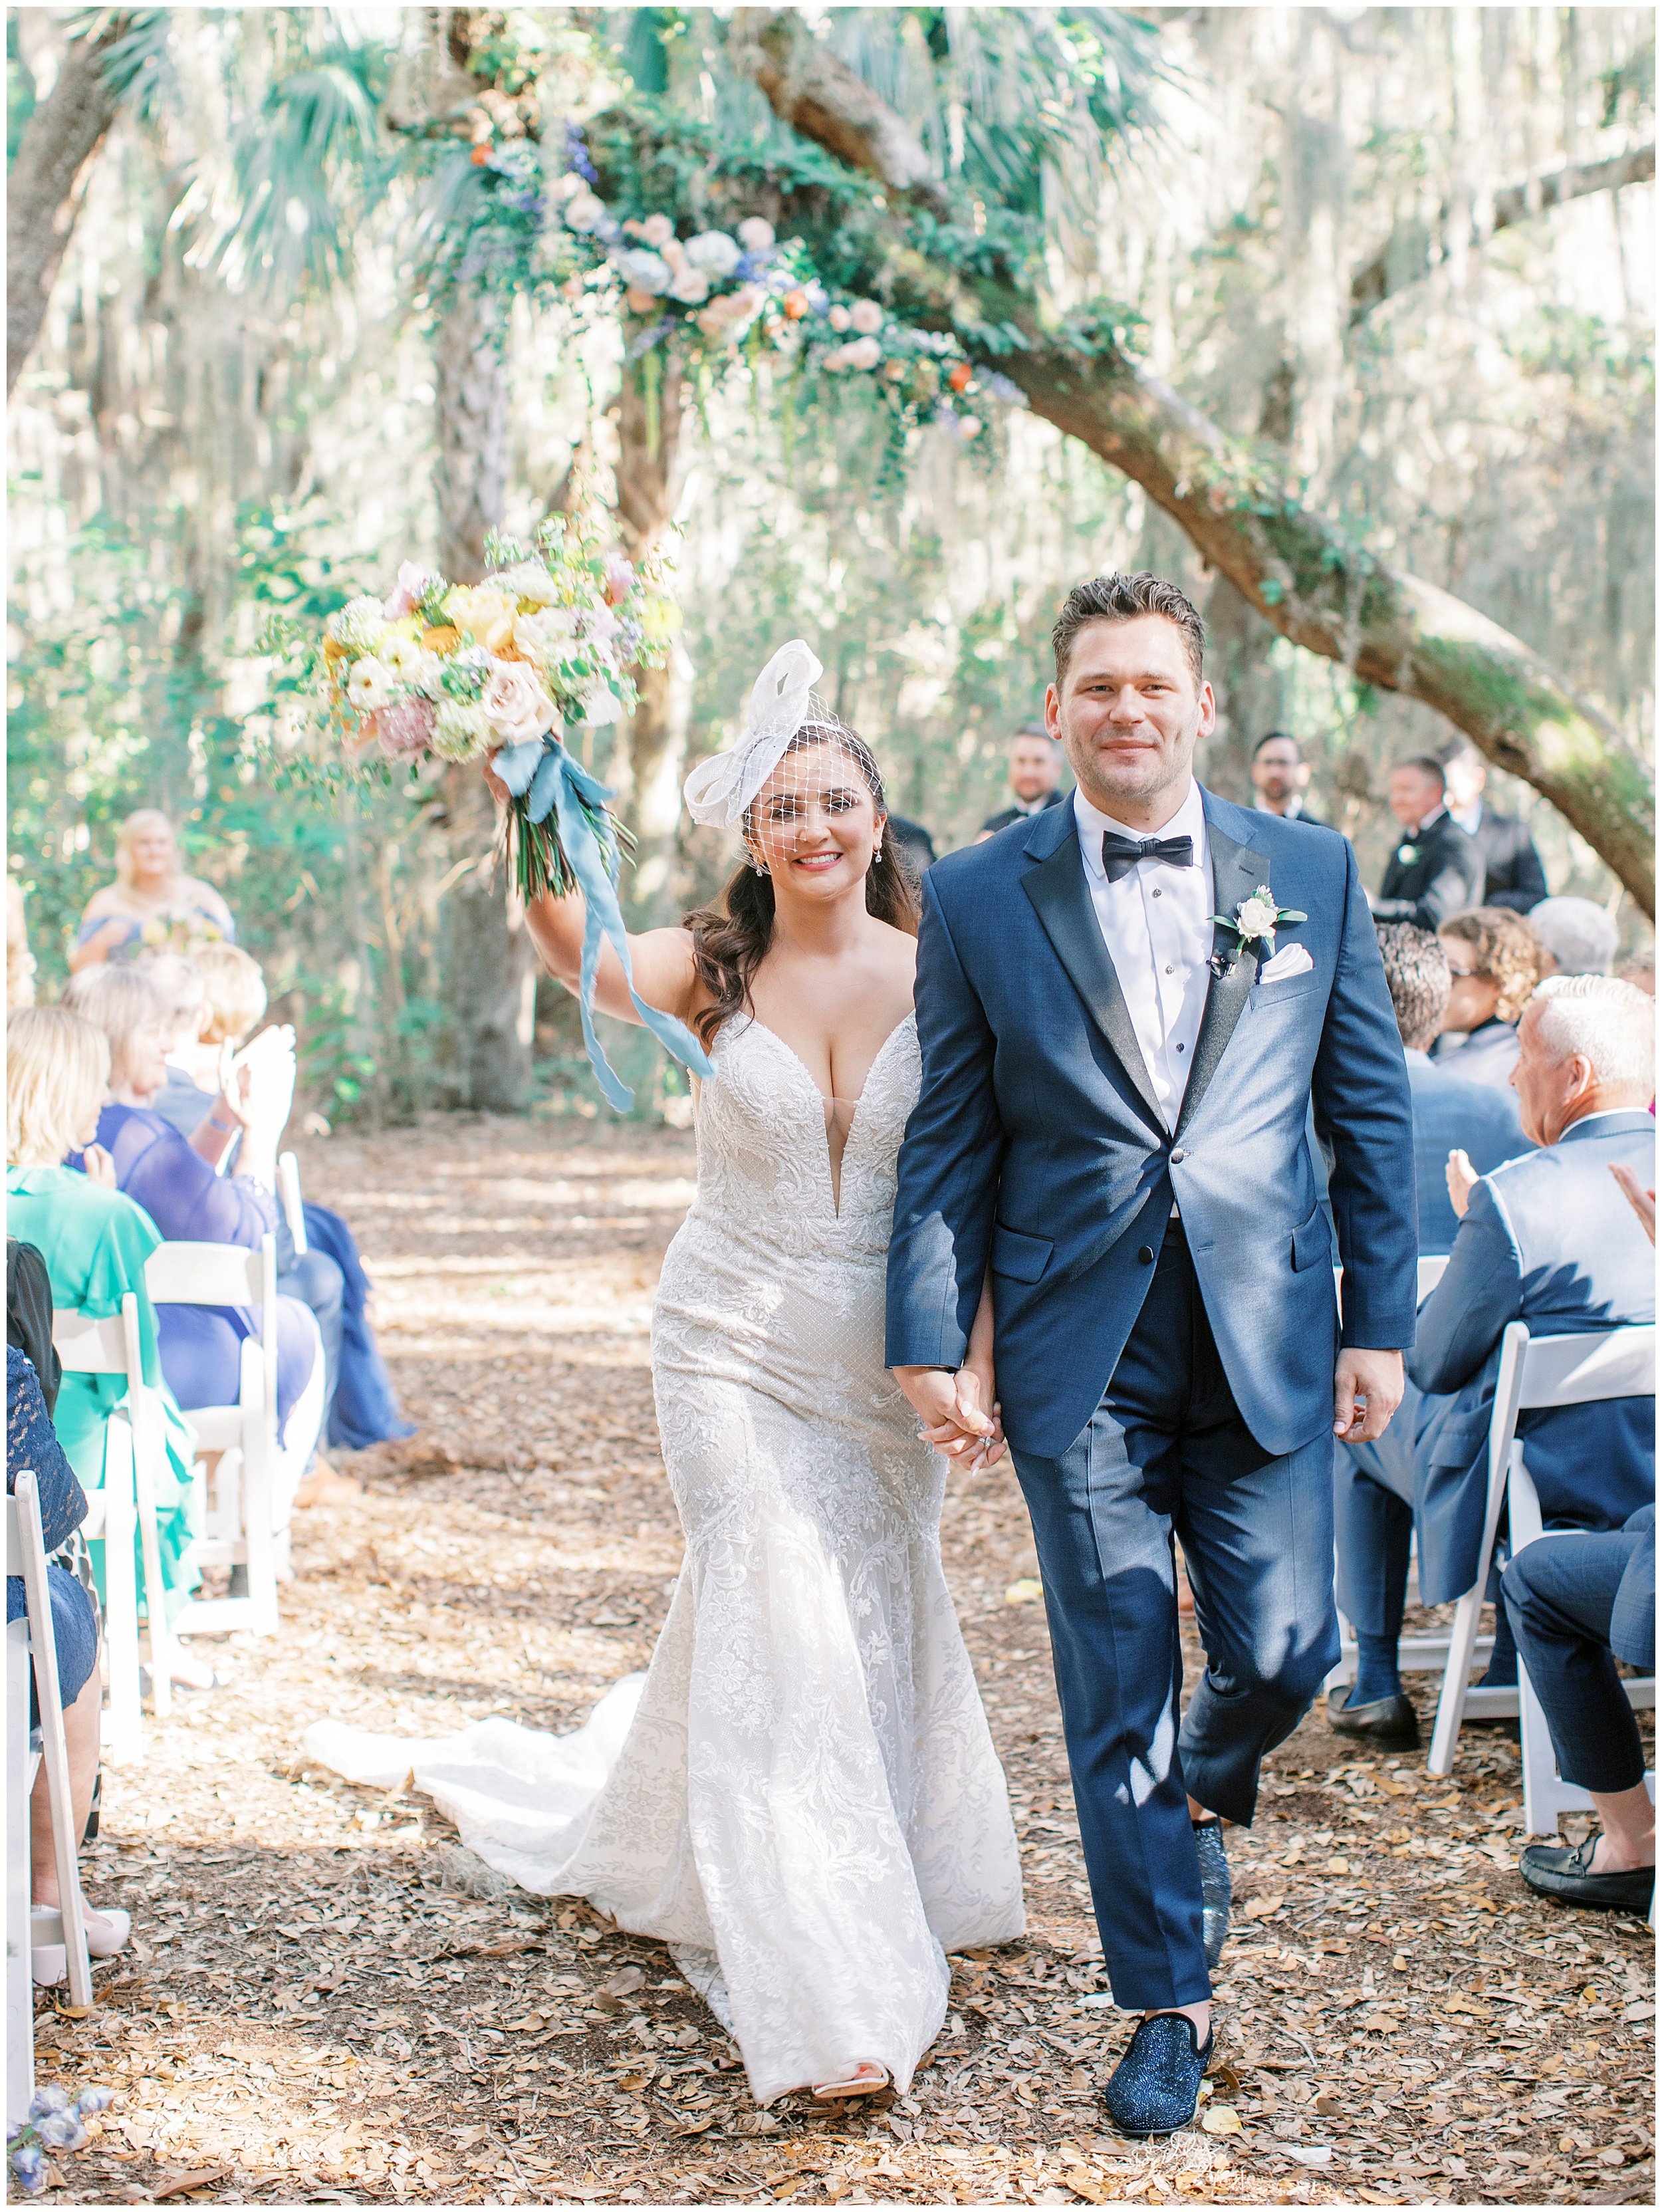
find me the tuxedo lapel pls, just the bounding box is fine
[1175,813,1267,1138]
[1020,814,1167,1135]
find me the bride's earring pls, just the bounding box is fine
[872,843,883,861]
[751,856,770,876]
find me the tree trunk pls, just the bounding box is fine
[731,10,1655,915]
[1202,575,1286,804]
[7,14,134,395]
[432,279,536,1108]
[614,342,691,922]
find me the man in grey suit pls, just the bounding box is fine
[1329,925,1530,1749]
[886,572,1417,2133]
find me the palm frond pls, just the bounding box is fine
[181,43,390,300]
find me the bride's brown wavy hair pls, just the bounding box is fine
[685,719,919,1049]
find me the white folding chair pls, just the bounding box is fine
[1427,1321,1657,1778]
[1505,1451,1657,1835]
[144,1237,281,1638]
[7,1472,94,2124]
[277,1151,308,1255]
[1328,1253,1462,1695]
[52,1296,173,1765]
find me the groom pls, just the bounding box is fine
[888,574,1417,2133]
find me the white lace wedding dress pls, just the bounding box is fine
[304,1012,1024,2102]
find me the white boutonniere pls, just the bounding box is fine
[1396,842,1419,866]
[1208,884,1307,977]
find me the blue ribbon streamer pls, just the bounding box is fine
[498,736,713,1111]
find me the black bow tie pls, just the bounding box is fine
[1100,830,1194,884]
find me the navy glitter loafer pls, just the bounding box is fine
[1102,2013,1215,2137]
[1193,1818,1231,1970]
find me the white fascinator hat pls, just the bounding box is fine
[682,640,826,830]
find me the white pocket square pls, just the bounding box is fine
[1259,942,1314,983]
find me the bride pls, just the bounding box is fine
[306,642,1023,2105]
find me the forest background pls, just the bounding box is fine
[7,4,1656,1126]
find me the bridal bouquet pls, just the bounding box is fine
[317,506,677,906]
[306,505,711,1110]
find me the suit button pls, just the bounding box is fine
[1170,1148,1187,1164]
[1137,1245,1155,1265]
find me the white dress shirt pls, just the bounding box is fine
[1449,798,1483,836]
[1074,780,1212,1131]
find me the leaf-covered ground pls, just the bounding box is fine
[34,1116,1655,2207]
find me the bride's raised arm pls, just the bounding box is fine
[483,753,702,1033]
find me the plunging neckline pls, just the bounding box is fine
[743,1014,916,1217]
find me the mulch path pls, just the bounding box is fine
[31,1116,1655,2206]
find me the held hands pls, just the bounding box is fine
[1445,1148,1479,1220]
[481,749,510,808]
[1332,1348,1405,1443]
[893,1364,1007,1473]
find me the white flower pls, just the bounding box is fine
[431,700,495,762]
[489,560,558,609]
[849,298,884,335]
[378,633,427,681]
[564,190,607,234]
[827,304,851,332]
[737,216,775,253]
[685,229,741,277]
[825,335,882,372]
[580,681,624,726]
[481,662,558,747]
[327,595,388,655]
[614,249,671,295]
[1236,891,1280,941]
[346,656,395,711]
[669,266,711,305]
[640,213,676,248]
[512,606,579,666]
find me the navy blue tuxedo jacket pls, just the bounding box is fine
[886,789,1419,1459]
[1407,1109,1656,1606]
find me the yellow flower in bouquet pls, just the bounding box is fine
[444,584,519,644]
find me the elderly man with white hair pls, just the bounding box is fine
[1529,894,1619,977]
[1417,975,1655,1618]
[1327,976,1655,1749]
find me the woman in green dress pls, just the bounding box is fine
[6,1007,199,1621]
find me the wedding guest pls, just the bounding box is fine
[1330,977,1653,1746]
[1503,1504,1655,1915]
[8,1341,132,1981]
[1529,895,1618,978]
[188,945,410,1456]
[1433,907,1542,1090]
[5,1008,201,1621]
[1367,756,1484,932]
[1433,981,1651,1626]
[1438,745,1547,913]
[1328,928,1529,1750]
[59,965,326,1525]
[1378,924,1528,1255]
[977,723,1065,839]
[886,814,937,883]
[68,810,235,973]
[1249,731,1325,826]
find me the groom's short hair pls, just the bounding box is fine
[1053,573,1206,687]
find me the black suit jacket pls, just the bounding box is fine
[1373,811,1484,932]
[979,789,1064,838]
[1467,804,1547,913]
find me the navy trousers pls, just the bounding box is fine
[1334,1424,1416,1640]
[1501,1531,1650,1794]
[1009,1218,1339,2011]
